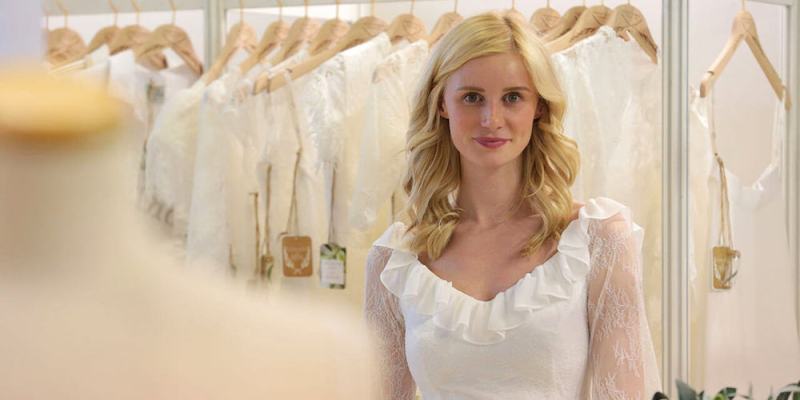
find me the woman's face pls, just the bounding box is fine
[440,51,542,170]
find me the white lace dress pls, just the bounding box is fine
[184,71,244,275]
[143,80,207,235]
[305,33,393,247]
[552,26,663,354]
[349,40,429,232]
[365,197,660,399]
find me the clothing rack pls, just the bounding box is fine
[43,0,441,75]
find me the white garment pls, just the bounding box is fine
[143,80,207,236]
[552,26,664,351]
[306,33,392,247]
[692,92,800,394]
[185,71,243,275]
[349,40,429,232]
[365,197,660,399]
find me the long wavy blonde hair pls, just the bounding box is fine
[403,11,580,260]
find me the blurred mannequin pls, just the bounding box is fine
[0,69,375,399]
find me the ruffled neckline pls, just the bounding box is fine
[374,197,640,345]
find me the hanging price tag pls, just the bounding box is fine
[320,243,346,289]
[282,235,313,277]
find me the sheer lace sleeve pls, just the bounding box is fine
[585,213,661,399]
[364,245,417,400]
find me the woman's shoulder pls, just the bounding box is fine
[372,221,414,253]
[570,197,643,245]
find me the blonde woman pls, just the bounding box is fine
[364,11,660,400]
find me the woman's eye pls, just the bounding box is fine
[504,92,523,103]
[463,93,482,104]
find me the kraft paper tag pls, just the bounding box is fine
[712,245,740,290]
[282,236,313,277]
[320,243,346,289]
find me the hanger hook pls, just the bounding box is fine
[511,0,516,10]
[238,0,244,24]
[130,0,141,25]
[454,0,458,13]
[55,0,69,28]
[304,0,308,18]
[276,0,283,21]
[411,0,415,15]
[108,0,119,26]
[370,0,376,17]
[741,0,746,10]
[168,0,176,24]
[546,0,551,8]
[335,0,340,19]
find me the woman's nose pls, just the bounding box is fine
[480,101,503,130]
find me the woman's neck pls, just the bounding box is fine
[457,158,530,227]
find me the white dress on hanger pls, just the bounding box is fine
[185,71,243,275]
[552,26,663,350]
[349,40,429,232]
[305,33,392,247]
[365,197,660,399]
[143,79,207,236]
[691,92,800,394]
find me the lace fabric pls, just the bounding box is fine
[364,197,660,399]
[552,26,664,362]
[143,80,207,236]
[349,40,429,232]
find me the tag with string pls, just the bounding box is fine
[708,90,740,290]
[282,147,313,278]
[258,167,274,281]
[320,169,346,289]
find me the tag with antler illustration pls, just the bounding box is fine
[282,235,313,277]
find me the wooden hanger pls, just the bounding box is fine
[239,1,291,74]
[530,0,561,36]
[108,0,159,62]
[605,0,658,64]
[505,0,526,22]
[308,0,351,56]
[88,1,121,53]
[204,0,259,83]
[47,0,88,68]
[428,0,462,46]
[700,1,792,109]
[387,0,428,45]
[254,0,387,94]
[135,0,204,75]
[546,0,610,53]
[270,0,320,64]
[542,1,586,42]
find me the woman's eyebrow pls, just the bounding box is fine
[455,86,533,92]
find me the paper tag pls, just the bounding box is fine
[282,236,313,277]
[320,243,346,289]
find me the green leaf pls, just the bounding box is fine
[677,380,698,400]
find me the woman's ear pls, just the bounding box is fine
[439,99,450,119]
[534,99,547,120]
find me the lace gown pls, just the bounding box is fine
[349,40,429,232]
[552,26,663,357]
[365,197,660,399]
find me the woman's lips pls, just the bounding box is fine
[474,137,510,149]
